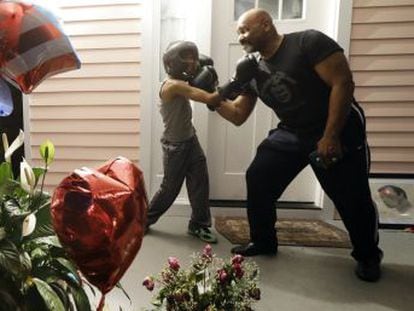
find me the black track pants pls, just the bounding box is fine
[246,107,382,262]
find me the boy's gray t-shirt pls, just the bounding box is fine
[159,81,195,142]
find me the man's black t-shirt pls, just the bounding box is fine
[247,29,343,136]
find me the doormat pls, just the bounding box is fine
[215,216,351,248]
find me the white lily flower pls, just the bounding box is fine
[22,214,37,237]
[40,139,55,166]
[20,158,36,193]
[3,129,25,163]
[0,227,6,240]
[2,133,9,160]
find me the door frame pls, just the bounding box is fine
[139,0,160,187]
[140,0,354,212]
[319,0,354,218]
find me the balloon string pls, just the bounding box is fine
[97,294,106,311]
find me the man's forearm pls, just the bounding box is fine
[214,94,256,126]
[215,101,244,126]
[323,81,354,138]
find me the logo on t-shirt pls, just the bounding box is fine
[261,71,296,104]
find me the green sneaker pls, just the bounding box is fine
[188,226,218,243]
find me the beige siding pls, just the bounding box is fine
[350,1,414,174]
[29,0,143,191]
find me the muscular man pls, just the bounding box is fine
[215,9,383,282]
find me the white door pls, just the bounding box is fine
[207,0,340,202]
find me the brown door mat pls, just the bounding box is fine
[215,216,351,248]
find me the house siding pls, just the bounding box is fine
[28,0,143,191]
[350,0,414,174]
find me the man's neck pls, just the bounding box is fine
[260,33,284,60]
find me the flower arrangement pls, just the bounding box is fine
[142,244,261,311]
[0,130,92,310]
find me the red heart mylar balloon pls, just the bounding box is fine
[51,157,148,308]
[0,1,81,93]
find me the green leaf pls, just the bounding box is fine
[151,297,163,307]
[0,162,13,190]
[54,258,81,285]
[32,168,46,187]
[30,205,54,239]
[28,191,50,214]
[32,278,65,311]
[19,251,32,273]
[49,282,70,310]
[0,239,23,277]
[69,283,91,311]
[39,140,55,166]
[30,247,48,261]
[31,236,61,248]
[4,199,29,219]
[30,266,62,284]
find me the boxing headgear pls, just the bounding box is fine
[163,41,199,81]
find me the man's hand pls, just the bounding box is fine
[316,135,343,168]
[218,54,258,100]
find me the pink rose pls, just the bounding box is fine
[168,256,180,271]
[202,244,213,258]
[142,276,154,291]
[217,269,229,284]
[231,254,244,264]
[232,262,244,279]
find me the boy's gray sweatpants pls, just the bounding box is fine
[147,135,212,229]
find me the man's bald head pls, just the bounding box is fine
[238,8,273,29]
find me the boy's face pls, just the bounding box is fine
[180,50,198,76]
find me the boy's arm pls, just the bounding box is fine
[163,79,222,107]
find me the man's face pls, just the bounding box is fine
[237,17,265,53]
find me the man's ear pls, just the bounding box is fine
[262,19,271,32]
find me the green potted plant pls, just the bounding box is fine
[0,130,91,311]
[142,244,261,311]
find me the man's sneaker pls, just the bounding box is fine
[188,226,218,243]
[231,242,277,257]
[355,252,383,282]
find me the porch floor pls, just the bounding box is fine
[104,207,414,311]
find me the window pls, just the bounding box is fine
[234,0,303,21]
[160,0,191,80]
[258,0,279,19]
[234,0,255,20]
[281,0,303,19]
